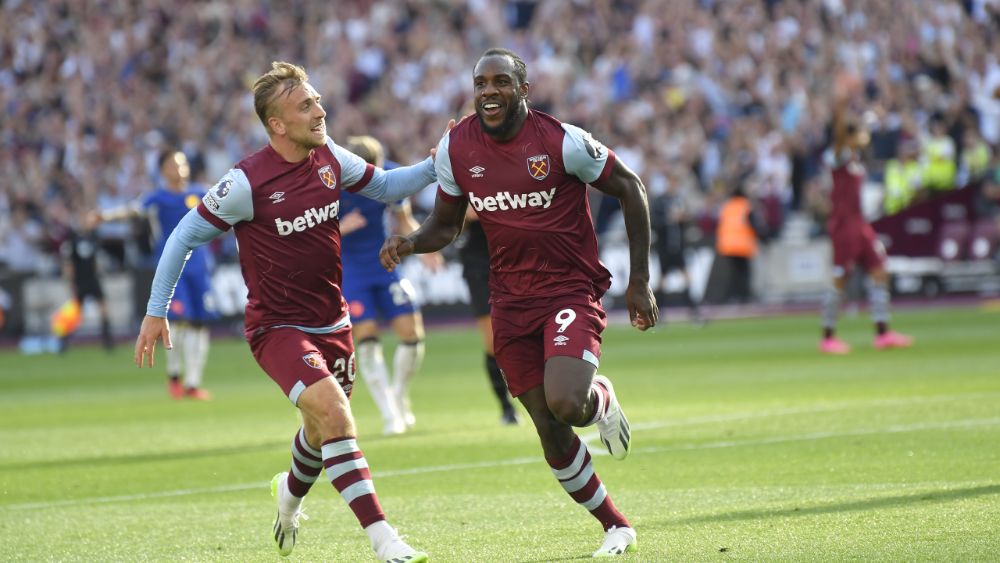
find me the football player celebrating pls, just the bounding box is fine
[381,48,657,557]
[135,62,447,563]
[820,87,913,354]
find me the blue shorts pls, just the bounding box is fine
[342,266,418,323]
[168,268,216,323]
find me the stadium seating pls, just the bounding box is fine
[968,218,1000,260]
[938,222,970,262]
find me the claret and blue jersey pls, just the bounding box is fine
[435,110,616,304]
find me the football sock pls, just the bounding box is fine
[867,279,891,332]
[392,340,424,401]
[585,378,611,427]
[166,324,185,378]
[286,427,323,499]
[183,325,209,389]
[547,435,629,531]
[357,338,402,426]
[322,437,385,528]
[485,354,514,412]
[821,287,842,336]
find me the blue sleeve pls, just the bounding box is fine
[145,209,226,317]
[355,157,436,203]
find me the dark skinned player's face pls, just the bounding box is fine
[473,55,529,140]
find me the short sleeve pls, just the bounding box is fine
[435,132,462,197]
[198,168,254,230]
[561,123,614,184]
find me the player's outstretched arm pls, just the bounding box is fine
[356,119,456,204]
[380,194,466,272]
[592,159,658,331]
[137,209,225,367]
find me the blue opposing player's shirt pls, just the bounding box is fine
[341,160,400,273]
[142,184,211,272]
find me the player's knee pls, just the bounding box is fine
[308,403,355,442]
[394,315,423,341]
[546,395,587,426]
[298,383,355,441]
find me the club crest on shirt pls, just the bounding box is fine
[302,353,325,369]
[527,154,550,180]
[214,178,232,198]
[318,165,336,189]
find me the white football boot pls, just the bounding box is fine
[271,472,308,556]
[592,525,637,557]
[395,390,416,428]
[370,524,428,563]
[593,375,631,460]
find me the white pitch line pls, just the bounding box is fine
[626,417,1000,455]
[579,391,1000,452]
[4,414,998,512]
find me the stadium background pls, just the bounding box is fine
[1,2,999,561]
[2,0,1000,339]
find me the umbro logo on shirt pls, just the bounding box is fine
[553,335,570,346]
[469,165,485,178]
[269,192,286,204]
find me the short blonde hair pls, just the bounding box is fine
[252,61,309,132]
[345,135,385,167]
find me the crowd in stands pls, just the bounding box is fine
[3,0,1000,276]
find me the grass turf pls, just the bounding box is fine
[0,305,998,561]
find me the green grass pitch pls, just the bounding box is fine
[1,305,998,561]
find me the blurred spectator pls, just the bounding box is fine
[649,169,702,321]
[921,114,958,192]
[1,0,999,271]
[977,154,1000,235]
[883,140,924,215]
[1,205,46,274]
[959,127,993,186]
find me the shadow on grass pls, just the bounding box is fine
[0,439,289,471]
[664,484,1000,525]
[517,555,604,562]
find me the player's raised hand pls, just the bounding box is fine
[429,119,456,161]
[380,235,414,272]
[135,314,172,368]
[625,280,658,331]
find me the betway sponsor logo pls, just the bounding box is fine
[275,201,340,235]
[468,187,556,212]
